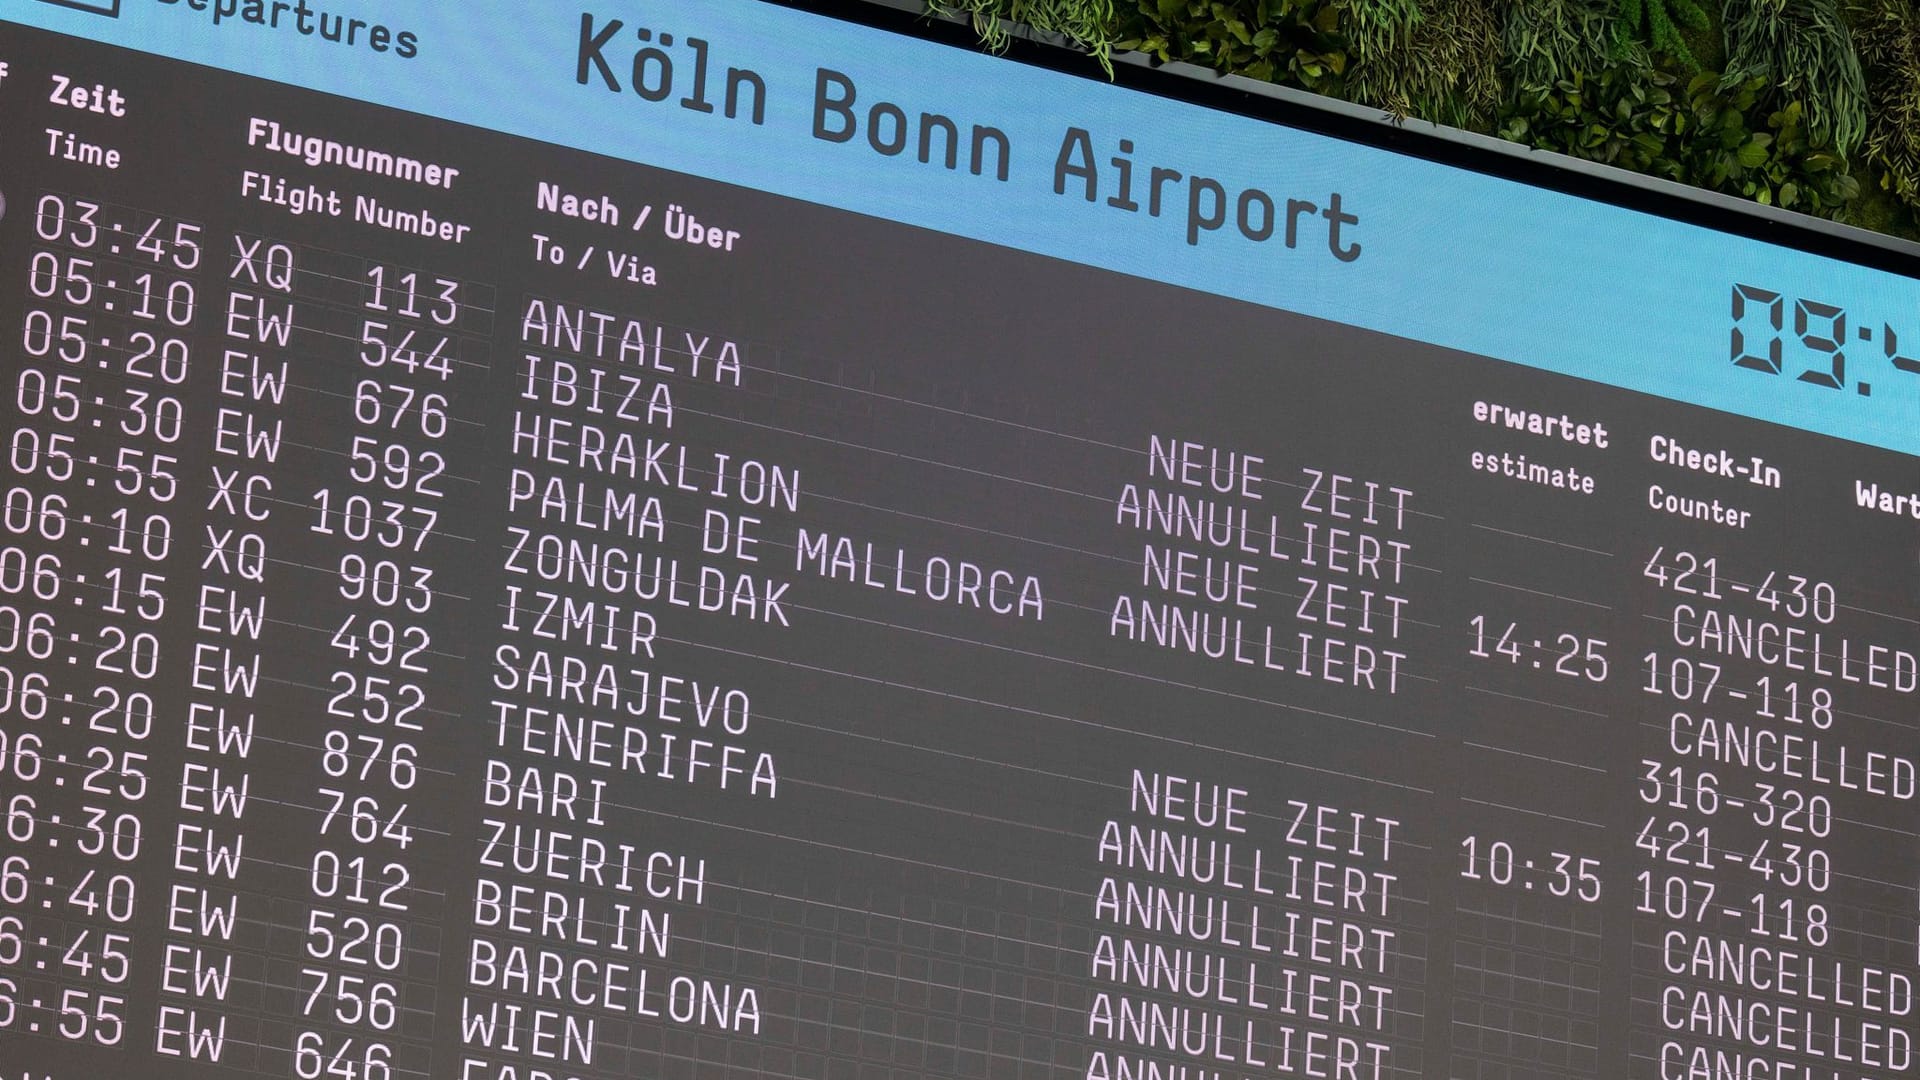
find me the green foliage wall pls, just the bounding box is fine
[928,0,1920,241]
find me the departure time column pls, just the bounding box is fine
[3,186,205,1060]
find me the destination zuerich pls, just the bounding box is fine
[794,528,1044,620]
[1668,605,1919,689]
[476,820,707,896]
[1090,933,1395,1026]
[1094,876,1395,973]
[521,300,744,382]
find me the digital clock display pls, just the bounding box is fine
[0,2,1914,1080]
[1731,281,1920,397]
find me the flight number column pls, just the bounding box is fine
[276,250,492,1080]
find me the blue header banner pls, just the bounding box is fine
[6,0,1918,453]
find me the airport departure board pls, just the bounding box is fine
[0,2,1915,1079]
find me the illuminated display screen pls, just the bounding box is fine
[0,2,1915,1079]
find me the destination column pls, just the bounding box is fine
[454,193,788,1076]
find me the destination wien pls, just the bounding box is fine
[569,13,1361,260]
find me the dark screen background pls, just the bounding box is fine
[0,22,1913,1080]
